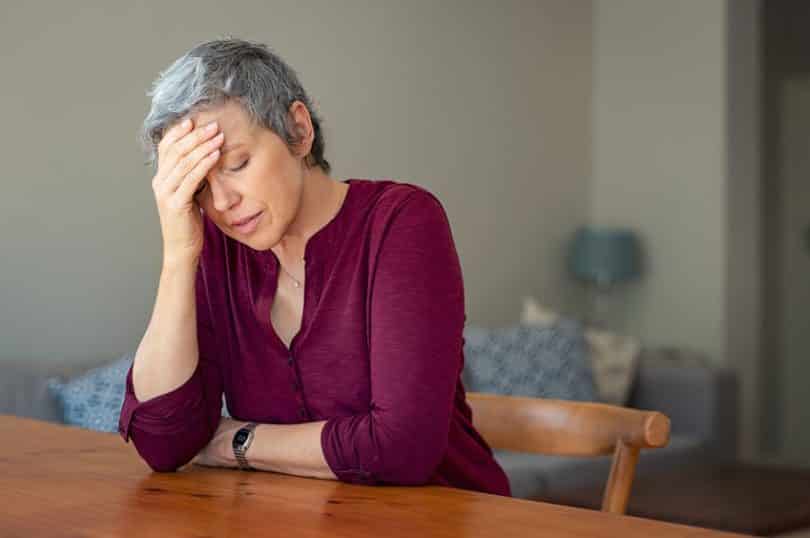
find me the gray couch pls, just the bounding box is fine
[0,354,737,500]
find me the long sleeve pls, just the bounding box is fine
[117,264,224,473]
[320,190,465,486]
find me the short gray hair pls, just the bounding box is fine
[139,37,331,173]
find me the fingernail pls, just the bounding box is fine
[182,118,191,128]
[206,121,218,131]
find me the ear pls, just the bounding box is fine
[287,101,314,159]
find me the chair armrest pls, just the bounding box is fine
[467,392,670,456]
[627,355,738,459]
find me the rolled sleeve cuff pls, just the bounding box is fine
[118,364,205,442]
[320,416,378,485]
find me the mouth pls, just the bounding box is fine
[230,211,263,234]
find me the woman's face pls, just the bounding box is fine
[188,99,310,251]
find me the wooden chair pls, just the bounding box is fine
[467,392,670,514]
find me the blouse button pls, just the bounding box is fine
[298,407,307,419]
[287,355,294,366]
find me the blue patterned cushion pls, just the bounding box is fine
[462,322,597,401]
[47,352,230,433]
[47,353,134,432]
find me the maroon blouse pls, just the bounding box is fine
[118,178,511,497]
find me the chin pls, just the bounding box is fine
[249,228,283,252]
[236,233,268,252]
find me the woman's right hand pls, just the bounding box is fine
[151,118,225,267]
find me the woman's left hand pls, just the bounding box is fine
[191,416,247,469]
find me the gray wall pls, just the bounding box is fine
[726,0,761,463]
[591,0,728,361]
[590,0,762,458]
[0,1,593,362]
[776,77,810,465]
[761,0,810,464]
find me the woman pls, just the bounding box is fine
[118,37,511,497]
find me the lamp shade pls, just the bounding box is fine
[568,227,642,286]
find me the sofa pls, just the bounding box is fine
[0,348,737,501]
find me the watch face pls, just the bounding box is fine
[234,430,250,446]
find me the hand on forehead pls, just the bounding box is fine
[190,101,242,130]
[184,101,256,152]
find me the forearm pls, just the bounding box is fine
[245,421,337,480]
[132,257,200,402]
[205,411,447,485]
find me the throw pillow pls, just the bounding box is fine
[47,352,231,433]
[47,352,134,433]
[462,323,597,402]
[520,296,641,406]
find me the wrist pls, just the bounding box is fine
[161,253,199,273]
[232,422,259,470]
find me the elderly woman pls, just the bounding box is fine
[118,37,510,497]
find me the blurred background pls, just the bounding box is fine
[1,0,809,534]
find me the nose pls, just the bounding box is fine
[208,174,240,213]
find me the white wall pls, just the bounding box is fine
[0,1,593,362]
[591,0,761,458]
[591,0,728,360]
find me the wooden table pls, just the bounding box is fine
[0,415,744,537]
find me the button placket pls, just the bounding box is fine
[287,354,306,418]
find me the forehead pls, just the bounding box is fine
[190,100,256,137]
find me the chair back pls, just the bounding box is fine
[467,392,670,514]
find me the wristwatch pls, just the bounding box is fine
[232,422,259,470]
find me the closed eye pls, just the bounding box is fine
[194,159,248,197]
[230,159,248,172]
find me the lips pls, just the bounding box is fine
[230,212,261,227]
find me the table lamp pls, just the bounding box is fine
[568,227,642,327]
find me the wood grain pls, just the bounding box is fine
[0,415,739,538]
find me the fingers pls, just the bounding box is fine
[154,118,219,184]
[157,117,192,157]
[152,113,225,208]
[162,131,224,194]
[171,148,221,207]
[167,120,221,167]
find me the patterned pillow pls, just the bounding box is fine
[462,322,597,401]
[521,296,641,405]
[47,352,230,433]
[47,352,134,432]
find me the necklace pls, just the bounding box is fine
[279,257,305,288]
[274,180,346,290]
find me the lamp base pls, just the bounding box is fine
[585,284,613,330]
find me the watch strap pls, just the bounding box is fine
[233,422,259,471]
